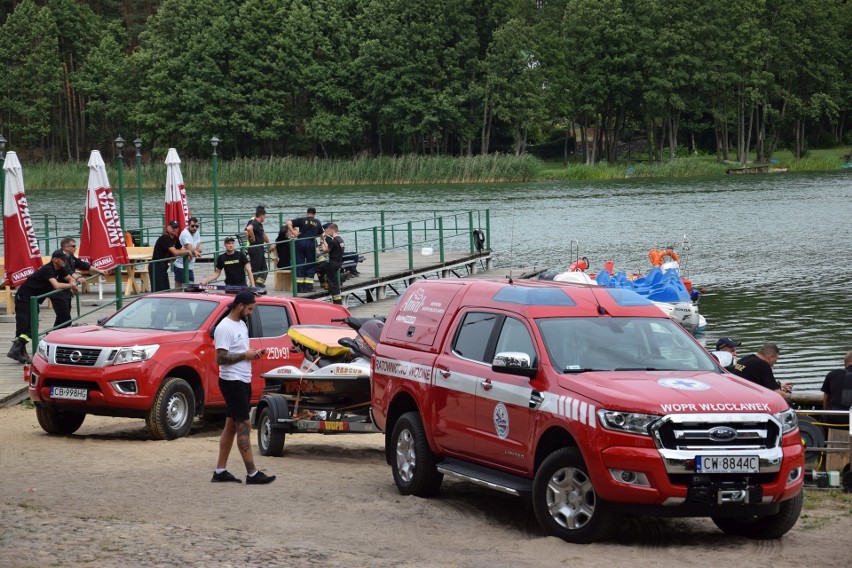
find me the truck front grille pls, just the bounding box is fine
[55,347,103,366]
[652,414,780,451]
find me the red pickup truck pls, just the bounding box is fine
[28,291,349,439]
[371,279,804,543]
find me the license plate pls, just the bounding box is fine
[50,386,88,401]
[696,455,759,474]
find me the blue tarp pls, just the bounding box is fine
[595,267,690,303]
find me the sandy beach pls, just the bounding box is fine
[0,404,849,568]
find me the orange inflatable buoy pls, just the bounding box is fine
[648,248,679,266]
[569,257,588,272]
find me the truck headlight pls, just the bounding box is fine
[774,408,797,434]
[598,410,659,436]
[113,345,159,366]
[37,339,49,360]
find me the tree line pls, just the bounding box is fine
[0,0,849,165]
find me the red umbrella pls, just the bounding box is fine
[78,150,129,270]
[164,148,190,231]
[2,151,44,286]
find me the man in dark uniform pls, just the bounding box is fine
[821,351,852,427]
[244,206,270,288]
[7,251,76,364]
[286,207,323,292]
[51,237,107,329]
[152,220,191,292]
[201,236,255,287]
[730,342,793,401]
[320,223,345,304]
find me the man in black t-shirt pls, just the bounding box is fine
[202,237,255,287]
[286,207,323,292]
[51,237,107,328]
[152,220,191,292]
[730,342,792,401]
[821,351,852,427]
[7,251,76,364]
[320,223,345,304]
[244,206,270,287]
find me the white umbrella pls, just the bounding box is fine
[164,148,190,231]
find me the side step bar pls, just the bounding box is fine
[436,458,533,496]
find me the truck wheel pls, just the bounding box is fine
[532,447,616,544]
[257,407,285,457]
[146,377,195,440]
[35,406,86,435]
[391,411,443,497]
[711,490,804,539]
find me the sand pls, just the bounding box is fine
[0,405,849,568]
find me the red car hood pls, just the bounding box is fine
[43,325,198,347]
[557,370,788,415]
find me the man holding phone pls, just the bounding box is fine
[211,290,275,484]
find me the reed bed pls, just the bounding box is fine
[17,154,542,190]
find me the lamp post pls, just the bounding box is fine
[114,135,126,230]
[211,136,220,249]
[134,138,143,233]
[0,134,6,196]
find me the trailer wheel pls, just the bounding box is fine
[532,447,617,543]
[797,416,825,465]
[711,490,803,539]
[258,407,285,457]
[391,412,443,496]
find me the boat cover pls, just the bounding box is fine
[287,325,358,357]
[596,267,691,303]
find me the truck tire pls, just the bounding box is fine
[146,377,195,440]
[532,447,617,544]
[257,407,286,457]
[711,490,804,539]
[391,411,443,497]
[35,406,86,435]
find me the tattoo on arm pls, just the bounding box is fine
[216,348,245,365]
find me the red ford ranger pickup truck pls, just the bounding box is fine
[28,291,349,439]
[370,279,804,543]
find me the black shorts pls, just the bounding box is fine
[219,378,252,421]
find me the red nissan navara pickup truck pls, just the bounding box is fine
[28,290,349,439]
[370,279,804,543]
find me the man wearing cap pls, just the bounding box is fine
[320,223,345,304]
[202,236,255,287]
[173,217,203,285]
[244,206,270,288]
[152,220,192,292]
[50,237,108,329]
[212,290,276,485]
[711,336,740,369]
[731,342,793,400]
[7,252,76,364]
[286,207,323,292]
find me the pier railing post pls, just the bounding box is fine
[439,217,445,264]
[372,227,380,278]
[407,222,414,271]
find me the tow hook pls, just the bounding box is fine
[717,489,749,504]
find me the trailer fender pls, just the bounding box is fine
[256,394,291,430]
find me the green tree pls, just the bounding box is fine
[0,0,62,154]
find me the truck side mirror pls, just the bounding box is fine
[492,351,537,379]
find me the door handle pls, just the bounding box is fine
[480,379,493,391]
[439,369,451,379]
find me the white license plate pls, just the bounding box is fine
[696,455,759,474]
[50,386,88,401]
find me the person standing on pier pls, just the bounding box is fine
[730,342,793,400]
[244,206,270,288]
[286,207,323,292]
[173,217,202,284]
[50,238,107,329]
[201,236,255,288]
[152,220,191,292]
[321,223,344,304]
[821,350,852,427]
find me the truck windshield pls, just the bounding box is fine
[536,317,717,373]
[104,297,219,331]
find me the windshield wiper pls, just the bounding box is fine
[614,367,661,371]
[563,367,596,373]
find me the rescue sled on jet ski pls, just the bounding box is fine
[251,316,384,457]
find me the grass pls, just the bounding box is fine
[12,146,849,190]
[799,488,852,530]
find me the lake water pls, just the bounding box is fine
[14,170,852,393]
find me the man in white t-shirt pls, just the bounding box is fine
[174,217,202,284]
[211,291,276,485]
